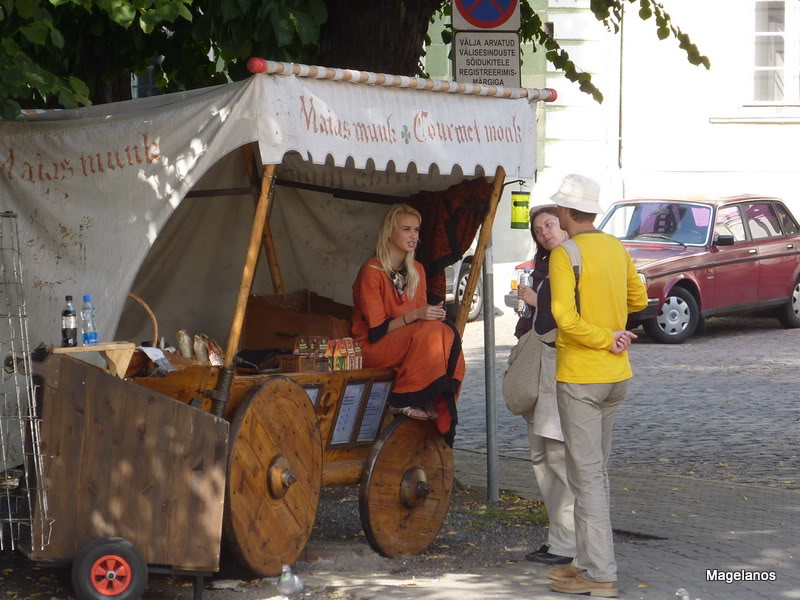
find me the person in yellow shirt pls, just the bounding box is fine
[544,174,648,598]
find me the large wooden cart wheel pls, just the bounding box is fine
[224,377,322,576]
[359,416,454,557]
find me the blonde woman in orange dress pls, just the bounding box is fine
[351,203,466,445]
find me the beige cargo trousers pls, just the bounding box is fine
[556,380,629,583]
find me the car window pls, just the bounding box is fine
[744,203,782,240]
[714,206,746,242]
[774,203,799,236]
[600,202,711,244]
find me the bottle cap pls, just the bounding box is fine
[83,295,92,302]
[65,295,73,301]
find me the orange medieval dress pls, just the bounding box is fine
[351,258,466,445]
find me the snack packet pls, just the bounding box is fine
[334,338,348,371]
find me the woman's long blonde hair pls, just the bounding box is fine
[375,203,422,299]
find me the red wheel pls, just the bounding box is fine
[89,555,132,596]
[72,538,147,600]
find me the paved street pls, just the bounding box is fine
[458,310,800,488]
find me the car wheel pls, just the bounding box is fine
[446,263,483,322]
[777,280,800,328]
[643,286,699,344]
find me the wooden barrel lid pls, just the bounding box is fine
[224,377,322,576]
[359,416,454,557]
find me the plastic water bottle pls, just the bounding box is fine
[276,564,304,597]
[80,295,99,345]
[61,295,78,347]
[516,268,532,318]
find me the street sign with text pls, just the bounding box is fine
[453,31,521,88]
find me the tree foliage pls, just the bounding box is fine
[0,0,709,118]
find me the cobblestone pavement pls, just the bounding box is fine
[457,311,800,489]
[451,447,800,600]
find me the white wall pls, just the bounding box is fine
[620,0,800,216]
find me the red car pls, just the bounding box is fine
[598,196,800,343]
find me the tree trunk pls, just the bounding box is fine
[318,0,445,76]
[93,72,133,105]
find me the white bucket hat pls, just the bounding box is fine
[550,174,602,214]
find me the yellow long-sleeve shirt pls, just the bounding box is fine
[549,230,648,384]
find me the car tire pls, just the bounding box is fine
[446,263,483,323]
[643,286,699,344]
[777,279,800,328]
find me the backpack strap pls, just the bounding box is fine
[560,239,583,314]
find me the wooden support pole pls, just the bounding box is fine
[224,164,277,368]
[455,166,506,336]
[242,143,285,294]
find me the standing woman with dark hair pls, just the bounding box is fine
[515,205,577,566]
[351,203,465,445]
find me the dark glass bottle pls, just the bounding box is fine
[61,295,77,347]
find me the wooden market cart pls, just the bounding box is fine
[5,60,555,595]
[126,156,507,576]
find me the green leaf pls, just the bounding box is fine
[638,7,652,20]
[270,6,294,47]
[1,36,20,56]
[657,26,669,40]
[58,89,78,109]
[157,2,179,22]
[291,10,318,45]
[50,26,64,47]
[139,16,154,33]
[177,2,191,21]
[14,0,35,19]
[68,75,89,96]
[440,28,452,44]
[106,0,136,27]
[21,21,49,44]
[49,0,72,5]
[1,99,22,121]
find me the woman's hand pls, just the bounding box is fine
[411,302,446,322]
[517,285,538,308]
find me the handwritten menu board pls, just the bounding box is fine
[330,381,366,446]
[356,381,392,443]
[302,385,322,408]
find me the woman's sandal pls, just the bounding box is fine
[391,406,431,420]
[423,404,439,419]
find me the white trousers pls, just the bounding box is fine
[527,428,577,557]
[556,380,628,583]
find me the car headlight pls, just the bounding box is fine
[638,273,647,285]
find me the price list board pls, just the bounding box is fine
[356,380,392,443]
[329,381,367,446]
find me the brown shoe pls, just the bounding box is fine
[551,573,618,597]
[547,562,578,581]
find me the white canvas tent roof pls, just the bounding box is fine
[0,64,547,348]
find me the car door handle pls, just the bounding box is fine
[748,248,758,254]
[788,243,795,249]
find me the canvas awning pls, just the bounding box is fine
[0,64,550,348]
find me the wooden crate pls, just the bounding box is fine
[278,355,317,373]
[243,291,352,352]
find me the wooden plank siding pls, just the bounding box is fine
[27,355,228,572]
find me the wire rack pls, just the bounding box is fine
[0,211,50,552]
